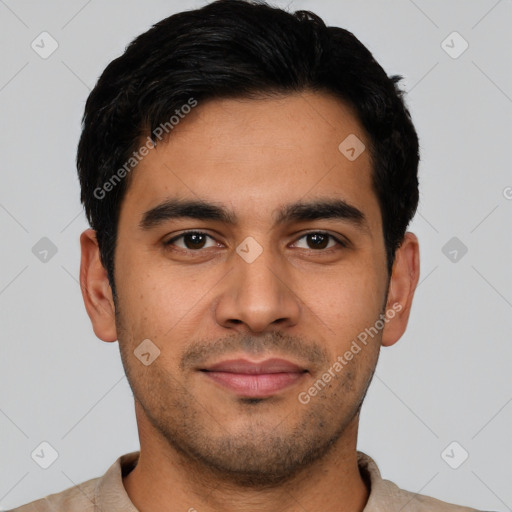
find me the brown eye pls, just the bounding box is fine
[165,231,216,250]
[306,233,329,249]
[293,232,345,250]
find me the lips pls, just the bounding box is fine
[204,358,306,374]
[201,358,307,398]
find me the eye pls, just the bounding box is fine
[163,230,347,253]
[164,231,219,251]
[292,232,346,251]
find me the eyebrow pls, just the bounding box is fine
[139,197,368,233]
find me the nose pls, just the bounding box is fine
[214,244,301,333]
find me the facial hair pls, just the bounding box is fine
[117,315,381,488]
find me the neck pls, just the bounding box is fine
[123,405,369,512]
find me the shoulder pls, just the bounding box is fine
[8,451,139,512]
[388,484,482,512]
[8,475,100,512]
[357,451,484,512]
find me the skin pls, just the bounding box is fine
[80,91,420,512]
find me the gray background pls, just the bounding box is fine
[1,0,511,509]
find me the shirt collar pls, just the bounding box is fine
[94,450,393,511]
[94,451,139,511]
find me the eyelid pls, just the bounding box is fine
[164,230,348,251]
[291,230,348,249]
[164,230,220,248]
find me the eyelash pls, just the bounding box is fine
[163,230,348,253]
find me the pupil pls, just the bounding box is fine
[309,233,327,249]
[186,233,205,249]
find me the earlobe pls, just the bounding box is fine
[381,232,420,348]
[79,229,118,342]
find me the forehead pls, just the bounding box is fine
[119,92,381,232]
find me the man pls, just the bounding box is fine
[12,1,484,510]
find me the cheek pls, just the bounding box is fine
[304,260,386,345]
[115,248,214,340]
[115,233,387,343]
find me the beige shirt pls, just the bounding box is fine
[11,451,481,512]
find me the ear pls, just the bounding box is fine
[79,229,117,342]
[381,232,420,347]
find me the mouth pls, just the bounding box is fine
[200,357,308,398]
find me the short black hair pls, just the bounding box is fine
[77,0,419,297]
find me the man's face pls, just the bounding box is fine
[112,92,391,484]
